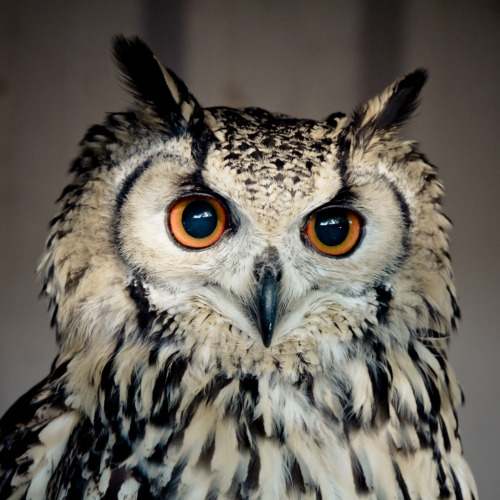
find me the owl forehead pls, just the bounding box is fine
[202,109,343,227]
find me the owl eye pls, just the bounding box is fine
[305,207,362,256]
[168,196,227,248]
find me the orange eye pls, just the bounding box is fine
[168,196,227,248]
[305,207,362,256]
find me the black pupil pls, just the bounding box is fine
[182,200,218,239]
[315,208,350,246]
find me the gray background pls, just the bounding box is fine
[1,1,498,496]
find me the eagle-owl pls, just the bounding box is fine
[0,36,477,499]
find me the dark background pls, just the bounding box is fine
[1,1,498,496]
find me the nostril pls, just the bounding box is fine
[253,266,282,284]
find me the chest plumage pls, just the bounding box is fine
[0,36,476,499]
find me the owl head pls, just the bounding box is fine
[39,36,457,385]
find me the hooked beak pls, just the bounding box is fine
[256,267,280,347]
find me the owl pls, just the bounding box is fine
[0,36,477,499]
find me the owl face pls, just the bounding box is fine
[115,112,408,352]
[41,37,456,380]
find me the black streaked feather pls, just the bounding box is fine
[393,460,412,500]
[350,448,369,494]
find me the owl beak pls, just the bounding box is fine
[257,267,279,347]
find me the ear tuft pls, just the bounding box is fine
[112,35,202,134]
[113,36,176,116]
[375,69,427,130]
[351,69,428,135]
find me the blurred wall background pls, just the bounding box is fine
[1,0,498,496]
